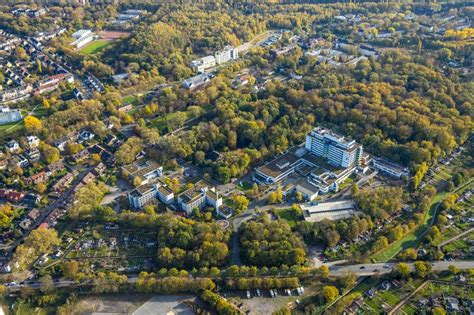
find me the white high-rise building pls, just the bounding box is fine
[214,46,239,65]
[305,127,363,168]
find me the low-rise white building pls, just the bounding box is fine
[177,180,222,215]
[70,29,96,49]
[128,179,174,210]
[190,55,216,73]
[372,158,409,179]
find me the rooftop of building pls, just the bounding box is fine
[373,157,408,173]
[178,180,212,204]
[122,159,161,178]
[256,151,300,179]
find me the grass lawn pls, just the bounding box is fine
[149,111,190,133]
[432,226,462,246]
[276,208,300,228]
[80,40,112,54]
[122,95,138,105]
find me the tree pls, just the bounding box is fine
[40,143,60,164]
[320,265,330,278]
[448,265,460,275]
[35,182,47,194]
[339,271,357,290]
[322,285,339,303]
[115,137,143,165]
[24,116,43,133]
[441,193,458,211]
[62,261,79,279]
[40,274,54,293]
[0,204,15,229]
[414,261,430,278]
[395,262,410,278]
[432,307,447,315]
[232,195,249,213]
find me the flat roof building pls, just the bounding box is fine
[190,55,216,73]
[122,159,163,185]
[301,199,361,222]
[177,180,223,215]
[305,126,363,168]
[128,179,174,210]
[214,46,238,65]
[372,158,409,179]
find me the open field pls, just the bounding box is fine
[80,40,112,54]
[276,208,300,227]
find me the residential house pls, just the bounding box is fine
[52,172,74,192]
[5,140,20,153]
[0,189,26,203]
[71,149,89,163]
[46,160,65,174]
[25,148,41,163]
[26,135,40,148]
[11,154,29,168]
[25,171,49,186]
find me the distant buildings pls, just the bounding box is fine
[190,46,238,73]
[0,106,23,125]
[34,73,74,95]
[177,180,222,215]
[70,29,96,49]
[0,85,32,105]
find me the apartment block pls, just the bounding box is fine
[305,126,363,168]
[128,179,174,210]
[177,181,222,215]
[214,46,238,65]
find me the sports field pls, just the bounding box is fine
[80,40,112,54]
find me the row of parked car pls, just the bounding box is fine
[245,286,305,299]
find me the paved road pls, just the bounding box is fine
[329,260,474,276]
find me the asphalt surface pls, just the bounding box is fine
[329,260,474,276]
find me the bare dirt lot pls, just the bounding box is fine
[74,294,151,314]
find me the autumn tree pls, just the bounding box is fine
[24,116,43,134]
[322,285,339,303]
